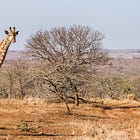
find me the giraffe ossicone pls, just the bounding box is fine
[0,27,19,67]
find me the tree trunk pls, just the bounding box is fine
[61,96,71,114]
[75,93,79,106]
[55,91,71,114]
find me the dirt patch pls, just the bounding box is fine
[0,99,139,140]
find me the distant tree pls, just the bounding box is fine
[132,78,140,100]
[25,25,109,114]
[8,59,39,99]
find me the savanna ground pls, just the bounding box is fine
[0,99,139,140]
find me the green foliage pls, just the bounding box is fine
[87,74,133,99]
[131,78,140,99]
[100,99,104,105]
[17,121,34,132]
[111,76,131,96]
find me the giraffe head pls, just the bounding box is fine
[4,27,19,43]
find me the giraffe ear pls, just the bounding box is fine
[15,31,19,35]
[4,30,9,34]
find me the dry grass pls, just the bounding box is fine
[0,99,139,140]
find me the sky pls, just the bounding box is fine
[0,0,140,50]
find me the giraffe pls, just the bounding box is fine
[0,27,19,67]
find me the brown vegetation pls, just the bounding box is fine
[0,26,139,139]
[0,99,139,140]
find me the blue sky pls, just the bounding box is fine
[0,0,140,50]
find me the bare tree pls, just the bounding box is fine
[25,25,109,113]
[8,59,39,99]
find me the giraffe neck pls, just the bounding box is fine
[0,37,11,67]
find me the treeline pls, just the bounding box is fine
[0,58,140,101]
